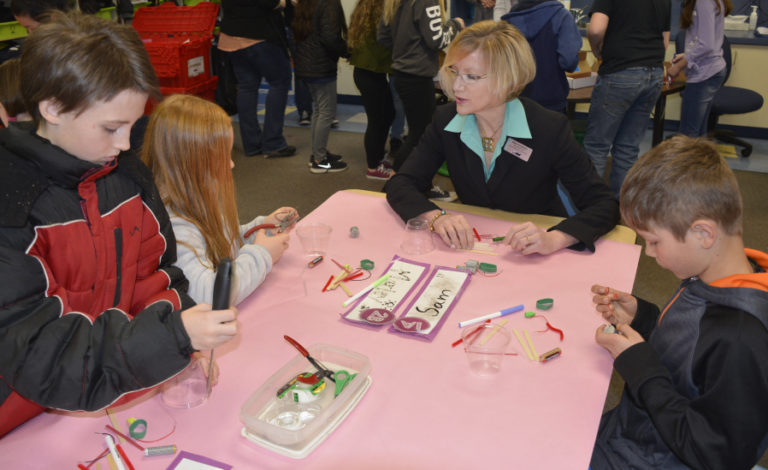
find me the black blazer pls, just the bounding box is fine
[385,98,620,251]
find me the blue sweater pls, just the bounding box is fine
[503,0,581,112]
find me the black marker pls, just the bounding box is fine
[207,257,232,397]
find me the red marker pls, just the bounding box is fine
[321,275,334,292]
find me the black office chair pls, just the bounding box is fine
[676,33,764,156]
[708,36,763,156]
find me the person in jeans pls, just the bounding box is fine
[667,0,731,137]
[584,0,670,196]
[219,0,296,159]
[293,0,349,173]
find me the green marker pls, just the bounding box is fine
[342,273,391,307]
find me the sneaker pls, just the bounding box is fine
[310,156,348,173]
[299,111,311,126]
[264,146,296,159]
[426,184,457,202]
[331,118,339,128]
[366,164,394,181]
[379,156,394,170]
[307,151,343,167]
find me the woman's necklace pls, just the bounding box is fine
[478,119,504,153]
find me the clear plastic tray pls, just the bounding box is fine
[239,343,372,458]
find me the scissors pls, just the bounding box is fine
[244,210,299,238]
[333,370,357,397]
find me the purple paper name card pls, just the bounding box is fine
[341,257,430,325]
[390,267,471,341]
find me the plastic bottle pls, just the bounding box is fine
[749,4,758,31]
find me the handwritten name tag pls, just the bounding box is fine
[389,267,471,341]
[342,257,430,325]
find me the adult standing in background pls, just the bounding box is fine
[377,0,463,185]
[583,0,670,195]
[667,0,731,137]
[219,0,297,159]
[502,0,581,113]
[10,0,68,32]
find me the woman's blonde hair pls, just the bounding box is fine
[439,20,535,103]
[141,94,240,270]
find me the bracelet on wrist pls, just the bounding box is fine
[429,209,447,232]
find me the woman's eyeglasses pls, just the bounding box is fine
[446,67,488,85]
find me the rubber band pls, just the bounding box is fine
[536,298,554,310]
[127,418,147,439]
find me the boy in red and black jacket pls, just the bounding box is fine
[0,12,239,437]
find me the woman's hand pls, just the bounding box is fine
[595,323,644,359]
[252,230,290,264]
[504,222,576,255]
[265,207,299,233]
[427,210,474,249]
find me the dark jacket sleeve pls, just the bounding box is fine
[318,0,348,59]
[616,306,768,469]
[384,116,446,222]
[0,155,195,413]
[539,107,620,251]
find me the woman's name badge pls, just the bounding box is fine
[503,138,533,162]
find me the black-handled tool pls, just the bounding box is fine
[207,257,232,397]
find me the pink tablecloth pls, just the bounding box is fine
[0,190,641,469]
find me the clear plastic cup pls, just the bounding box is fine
[462,322,511,376]
[296,223,332,257]
[399,218,435,255]
[161,359,208,408]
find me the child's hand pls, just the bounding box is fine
[181,303,239,351]
[591,284,637,325]
[265,207,299,232]
[253,230,290,264]
[595,323,644,359]
[192,352,219,386]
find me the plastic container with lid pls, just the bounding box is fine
[239,343,372,458]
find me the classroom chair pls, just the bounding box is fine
[676,33,763,157]
[705,36,763,157]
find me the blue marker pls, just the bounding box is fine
[458,305,524,328]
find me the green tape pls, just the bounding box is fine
[478,262,497,273]
[360,259,374,270]
[128,418,147,439]
[536,298,554,310]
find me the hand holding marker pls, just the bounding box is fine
[208,257,232,397]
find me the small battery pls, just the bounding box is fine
[539,347,562,362]
[307,256,323,268]
[145,445,177,457]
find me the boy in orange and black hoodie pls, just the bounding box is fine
[588,136,768,470]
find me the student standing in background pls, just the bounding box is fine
[349,0,396,180]
[667,0,731,137]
